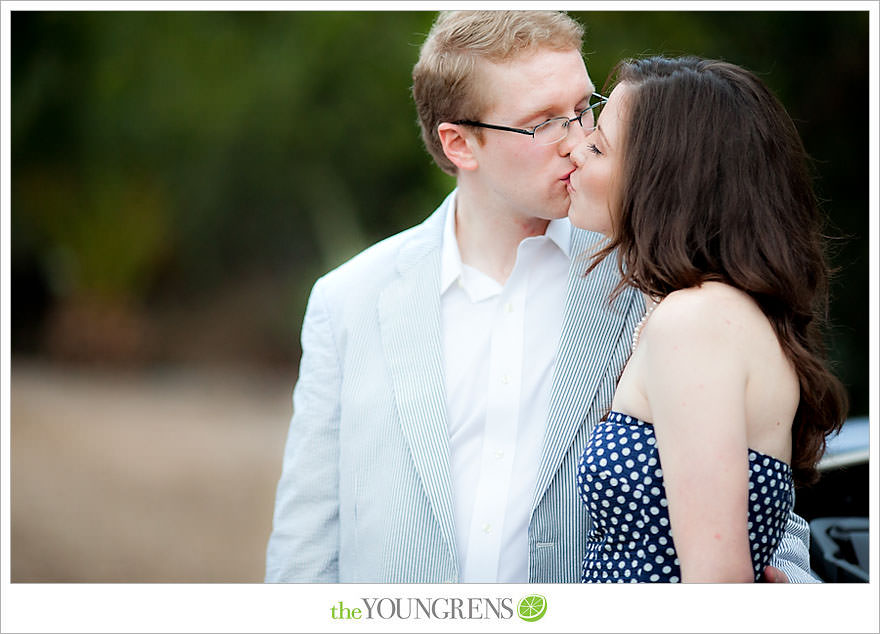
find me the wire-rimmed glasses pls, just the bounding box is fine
[454,92,608,146]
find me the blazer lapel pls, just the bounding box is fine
[378,202,458,564]
[533,229,640,509]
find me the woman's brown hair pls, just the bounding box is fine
[589,56,848,486]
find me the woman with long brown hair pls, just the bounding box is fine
[567,56,848,582]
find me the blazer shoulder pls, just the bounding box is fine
[314,211,441,304]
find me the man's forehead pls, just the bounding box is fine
[476,50,594,117]
[479,46,588,78]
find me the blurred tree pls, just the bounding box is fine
[10,11,869,413]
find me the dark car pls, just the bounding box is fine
[794,416,870,582]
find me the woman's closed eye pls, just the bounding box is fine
[587,143,603,156]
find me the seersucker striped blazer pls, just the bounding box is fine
[265,190,815,583]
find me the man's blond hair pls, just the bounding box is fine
[412,11,585,175]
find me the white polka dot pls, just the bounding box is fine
[579,422,794,583]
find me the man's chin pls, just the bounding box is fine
[545,206,570,221]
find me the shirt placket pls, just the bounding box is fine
[461,268,527,582]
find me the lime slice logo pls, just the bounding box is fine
[517,594,547,622]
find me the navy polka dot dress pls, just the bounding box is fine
[577,411,794,583]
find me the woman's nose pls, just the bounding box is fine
[569,141,586,168]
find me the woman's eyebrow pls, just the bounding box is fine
[597,124,612,149]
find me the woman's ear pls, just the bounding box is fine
[437,122,479,172]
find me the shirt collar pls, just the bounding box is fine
[545,216,572,258]
[440,199,572,296]
[440,197,464,295]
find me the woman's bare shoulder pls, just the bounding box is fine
[643,282,768,347]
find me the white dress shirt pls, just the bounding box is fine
[440,202,570,582]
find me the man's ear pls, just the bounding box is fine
[437,122,479,172]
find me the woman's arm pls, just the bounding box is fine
[640,291,756,582]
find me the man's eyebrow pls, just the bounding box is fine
[517,92,593,125]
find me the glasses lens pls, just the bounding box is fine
[579,108,597,131]
[533,118,568,146]
[582,100,604,130]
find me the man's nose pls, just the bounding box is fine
[560,121,587,158]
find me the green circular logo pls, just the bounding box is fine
[517,594,547,622]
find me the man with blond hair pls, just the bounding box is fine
[266,10,813,583]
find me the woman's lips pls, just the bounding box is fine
[562,168,576,192]
[564,169,576,193]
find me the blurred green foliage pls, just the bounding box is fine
[11,11,869,413]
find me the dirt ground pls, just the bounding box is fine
[9,359,296,582]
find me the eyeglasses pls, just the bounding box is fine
[454,92,608,146]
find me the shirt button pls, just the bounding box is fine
[505,302,514,313]
[501,375,510,385]
[495,450,505,460]
[482,523,492,534]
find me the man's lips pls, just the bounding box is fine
[562,168,576,191]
